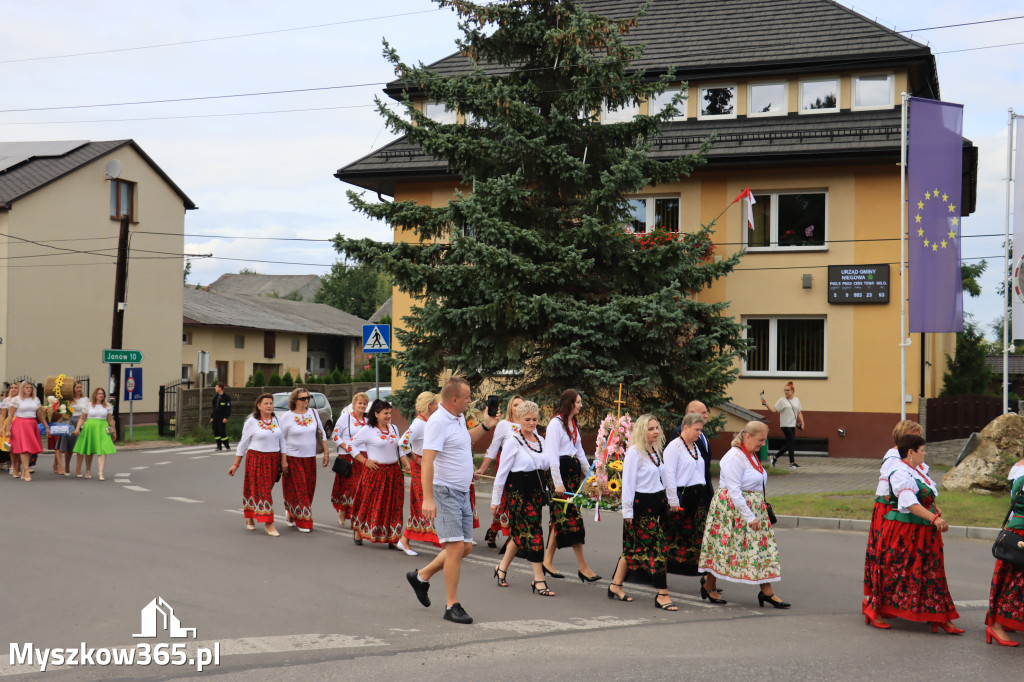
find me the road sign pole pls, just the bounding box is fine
[129,364,134,442]
[374,355,379,395]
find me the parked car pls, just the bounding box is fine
[341,386,392,414]
[273,391,333,434]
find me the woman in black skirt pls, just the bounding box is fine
[607,414,678,611]
[664,412,717,593]
[491,401,556,597]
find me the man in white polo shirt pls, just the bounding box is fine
[406,376,497,624]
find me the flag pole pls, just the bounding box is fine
[900,92,909,421]
[1004,108,1017,413]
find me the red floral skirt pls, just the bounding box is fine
[666,496,709,576]
[621,492,669,589]
[487,452,512,535]
[283,456,316,530]
[987,527,1024,631]
[243,450,280,523]
[330,456,363,514]
[864,518,959,624]
[10,417,43,455]
[863,501,890,596]
[505,470,546,563]
[549,457,585,548]
[402,455,433,543]
[352,462,404,544]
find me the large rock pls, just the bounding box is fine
[941,413,1024,493]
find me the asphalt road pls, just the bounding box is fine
[0,445,1017,681]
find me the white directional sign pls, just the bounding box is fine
[362,324,391,354]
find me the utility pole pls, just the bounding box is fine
[109,215,130,440]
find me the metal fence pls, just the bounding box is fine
[158,378,193,436]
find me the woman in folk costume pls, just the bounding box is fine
[8,381,50,481]
[985,456,1024,646]
[477,395,524,548]
[698,421,789,609]
[279,387,330,533]
[863,420,924,598]
[72,387,116,480]
[330,391,370,527]
[607,414,677,610]
[351,399,409,548]
[0,383,19,472]
[228,394,285,537]
[863,434,961,633]
[396,390,441,555]
[664,412,715,582]
[55,381,88,478]
[543,389,601,582]
[491,401,557,596]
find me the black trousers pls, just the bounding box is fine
[777,426,796,463]
[212,418,229,447]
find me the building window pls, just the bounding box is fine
[648,88,686,121]
[319,357,326,369]
[626,197,680,233]
[744,317,826,376]
[182,332,192,345]
[853,74,893,110]
[799,79,839,113]
[291,337,300,352]
[181,365,191,382]
[215,361,228,385]
[234,334,245,349]
[748,82,786,116]
[698,85,736,119]
[264,331,276,359]
[601,100,640,124]
[110,179,135,221]
[747,191,827,250]
[423,101,457,124]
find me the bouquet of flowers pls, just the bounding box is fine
[573,413,632,512]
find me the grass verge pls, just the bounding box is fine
[770,489,1011,528]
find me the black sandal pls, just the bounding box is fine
[493,566,509,588]
[532,580,556,597]
[654,594,678,611]
[606,583,633,602]
[485,528,498,548]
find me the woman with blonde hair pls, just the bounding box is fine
[397,390,441,555]
[72,387,116,480]
[699,420,789,608]
[331,391,370,527]
[607,414,678,610]
[279,387,330,533]
[0,383,19,473]
[8,381,50,481]
[229,394,285,536]
[477,395,524,548]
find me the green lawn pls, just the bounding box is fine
[120,424,177,442]
[770,489,1011,528]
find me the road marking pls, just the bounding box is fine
[122,485,150,492]
[131,466,149,470]
[130,445,216,455]
[955,599,988,609]
[154,461,172,465]
[190,455,210,459]
[478,616,646,634]
[167,496,203,504]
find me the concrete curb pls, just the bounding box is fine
[774,514,1000,539]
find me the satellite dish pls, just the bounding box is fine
[105,159,122,179]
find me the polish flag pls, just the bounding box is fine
[731,187,757,230]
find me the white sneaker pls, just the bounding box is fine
[396,539,419,556]
[297,527,311,533]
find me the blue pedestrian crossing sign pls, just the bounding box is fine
[362,324,391,354]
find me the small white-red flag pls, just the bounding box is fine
[731,187,756,230]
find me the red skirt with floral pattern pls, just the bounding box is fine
[283,456,316,530]
[987,527,1024,631]
[863,501,890,596]
[352,461,404,544]
[330,456,363,514]
[242,450,280,523]
[405,455,436,543]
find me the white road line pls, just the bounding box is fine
[133,445,215,455]
[167,496,203,504]
[478,616,646,634]
[955,599,988,609]
[122,485,150,492]
[190,455,210,459]
[131,466,149,470]
[154,461,172,465]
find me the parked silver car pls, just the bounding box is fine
[273,391,333,433]
[341,386,392,414]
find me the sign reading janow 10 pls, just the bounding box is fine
[102,349,143,364]
[827,264,890,304]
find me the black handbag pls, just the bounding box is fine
[992,486,1024,568]
[332,455,353,477]
[763,483,777,525]
[535,469,553,507]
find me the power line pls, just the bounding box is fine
[0,8,445,65]
[902,15,1024,32]
[936,40,1024,55]
[0,104,377,127]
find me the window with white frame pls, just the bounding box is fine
[648,88,686,121]
[748,82,786,116]
[744,317,826,376]
[626,197,680,233]
[601,100,640,124]
[698,85,736,119]
[799,79,839,113]
[181,365,191,382]
[290,337,300,352]
[853,74,893,109]
[747,191,827,249]
[423,101,457,124]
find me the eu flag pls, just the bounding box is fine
[908,97,964,333]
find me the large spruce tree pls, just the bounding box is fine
[333,0,748,424]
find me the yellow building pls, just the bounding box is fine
[334,1,978,457]
[0,140,195,418]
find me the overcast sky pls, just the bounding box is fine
[2,1,1020,336]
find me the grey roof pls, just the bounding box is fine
[183,287,367,337]
[368,297,393,323]
[0,139,196,210]
[208,273,323,301]
[0,141,89,173]
[385,0,937,97]
[986,355,1024,375]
